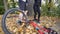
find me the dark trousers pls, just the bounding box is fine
[33,4,40,21]
[18,0,27,11]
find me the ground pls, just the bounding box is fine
[0,15,60,34]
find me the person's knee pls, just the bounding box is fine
[38,11,40,15]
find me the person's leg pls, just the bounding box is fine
[19,13,23,21]
[19,0,26,11]
[33,5,37,20]
[23,2,28,15]
[18,0,26,25]
[37,5,40,21]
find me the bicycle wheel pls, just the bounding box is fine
[2,8,28,34]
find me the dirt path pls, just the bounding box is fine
[0,15,4,34]
[55,19,60,34]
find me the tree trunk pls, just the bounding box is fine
[27,0,34,16]
[3,0,8,11]
[48,0,51,11]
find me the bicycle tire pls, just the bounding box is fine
[2,8,28,34]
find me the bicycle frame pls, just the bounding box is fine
[29,21,50,34]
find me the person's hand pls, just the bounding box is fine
[22,0,26,2]
[40,7,41,9]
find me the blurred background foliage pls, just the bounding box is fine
[0,0,60,17]
[0,0,5,14]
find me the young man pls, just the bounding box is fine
[33,0,41,23]
[17,0,28,25]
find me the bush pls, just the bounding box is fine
[0,0,5,14]
[0,6,5,15]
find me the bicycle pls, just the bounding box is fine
[2,7,58,34]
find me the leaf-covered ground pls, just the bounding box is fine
[0,15,60,34]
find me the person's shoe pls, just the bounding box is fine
[33,19,37,21]
[36,19,40,23]
[33,19,40,24]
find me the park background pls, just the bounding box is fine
[0,0,60,34]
